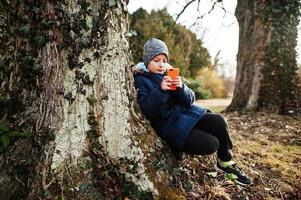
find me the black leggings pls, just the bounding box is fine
[183,113,233,161]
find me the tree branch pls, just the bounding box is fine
[210,0,234,16]
[175,0,197,22]
[188,0,236,29]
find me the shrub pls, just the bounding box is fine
[196,67,226,98]
[222,77,235,97]
[184,78,212,99]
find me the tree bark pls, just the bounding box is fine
[228,0,301,114]
[0,1,187,199]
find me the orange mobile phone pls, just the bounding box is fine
[167,68,180,90]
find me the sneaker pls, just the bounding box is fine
[215,160,252,186]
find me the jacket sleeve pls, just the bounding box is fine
[134,76,170,120]
[171,83,195,107]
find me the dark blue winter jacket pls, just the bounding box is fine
[134,70,208,151]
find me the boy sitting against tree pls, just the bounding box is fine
[133,38,252,185]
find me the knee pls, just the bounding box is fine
[215,114,229,129]
[204,137,219,155]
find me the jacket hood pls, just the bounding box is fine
[133,62,173,76]
[133,62,148,75]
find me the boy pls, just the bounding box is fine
[134,38,252,185]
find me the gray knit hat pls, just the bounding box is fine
[143,38,169,67]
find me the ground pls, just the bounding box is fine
[196,98,232,113]
[178,98,301,200]
[23,99,301,199]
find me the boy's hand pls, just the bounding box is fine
[161,76,183,91]
[161,76,172,91]
[171,76,183,88]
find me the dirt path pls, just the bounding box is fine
[195,98,232,112]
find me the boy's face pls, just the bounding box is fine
[147,54,168,74]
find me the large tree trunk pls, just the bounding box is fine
[228,0,301,114]
[0,1,188,199]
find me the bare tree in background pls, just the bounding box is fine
[229,0,301,114]
[176,0,301,114]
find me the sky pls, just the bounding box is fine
[127,0,301,78]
